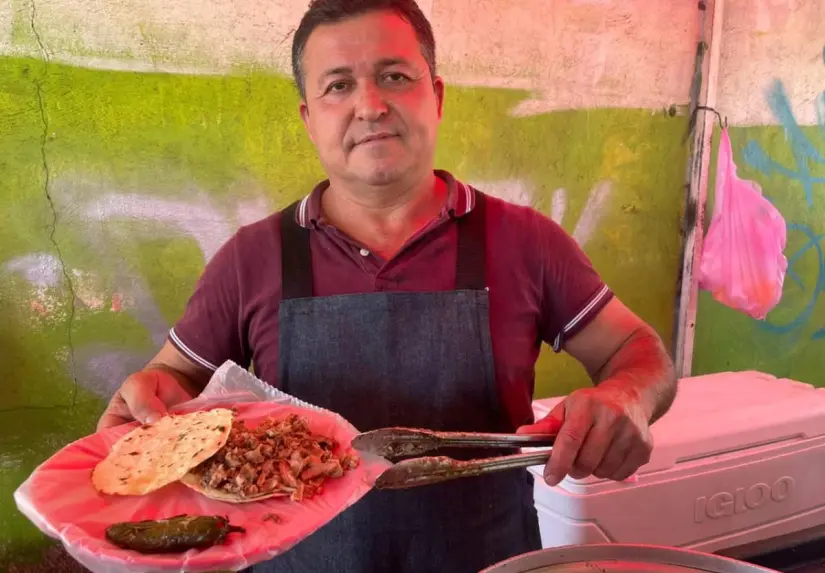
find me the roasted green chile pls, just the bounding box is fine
[105,514,246,554]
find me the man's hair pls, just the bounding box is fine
[291,0,437,100]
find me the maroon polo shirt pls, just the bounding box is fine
[169,170,613,428]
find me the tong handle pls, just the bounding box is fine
[434,431,556,450]
[374,450,553,490]
[351,427,556,459]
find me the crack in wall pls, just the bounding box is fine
[277,27,296,50]
[27,0,49,61]
[30,0,79,408]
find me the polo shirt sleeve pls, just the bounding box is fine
[168,233,248,372]
[537,217,614,353]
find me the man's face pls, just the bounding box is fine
[299,10,444,188]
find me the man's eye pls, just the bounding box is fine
[384,73,408,83]
[326,81,349,93]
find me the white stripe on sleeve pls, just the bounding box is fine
[552,284,611,352]
[168,328,219,371]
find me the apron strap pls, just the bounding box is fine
[280,200,313,300]
[279,190,488,299]
[455,190,487,290]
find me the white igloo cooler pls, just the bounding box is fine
[528,371,825,557]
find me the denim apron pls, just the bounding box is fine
[246,192,541,573]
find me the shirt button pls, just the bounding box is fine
[359,248,370,257]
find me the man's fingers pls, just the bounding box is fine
[529,385,655,485]
[569,418,616,478]
[592,433,634,479]
[129,393,168,424]
[545,400,593,486]
[613,441,652,481]
[119,377,168,424]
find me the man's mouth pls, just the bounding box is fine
[356,133,397,146]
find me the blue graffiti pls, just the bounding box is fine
[817,90,825,133]
[761,223,825,340]
[742,80,825,207]
[747,52,825,339]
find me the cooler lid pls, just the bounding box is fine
[531,371,825,476]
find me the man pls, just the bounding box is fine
[98,0,677,571]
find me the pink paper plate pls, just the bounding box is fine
[14,400,389,573]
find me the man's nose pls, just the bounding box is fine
[354,82,388,121]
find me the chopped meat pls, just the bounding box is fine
[206,464,228,489]
[256,460,276,487]
[224,451,244,469]
[244,447,266,464]
[341,453,360,471]
[279,459,299,488]
[192,413,360,501]
[301,460,343,481]
[240,463,258,482]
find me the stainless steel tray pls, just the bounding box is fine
[481,544,781,573]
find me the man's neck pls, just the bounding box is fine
[321,172,448,259]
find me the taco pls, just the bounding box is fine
[180,413,360,504]
[91,408,234,496]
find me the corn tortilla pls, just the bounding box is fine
[92,408,235,496]
[179,472,290,504]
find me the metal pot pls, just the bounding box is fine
[481,544,781,573]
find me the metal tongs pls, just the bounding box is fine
[351,427,555,490]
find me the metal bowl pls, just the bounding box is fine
[481,544,781,573]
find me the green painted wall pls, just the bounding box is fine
[0,55,688,568]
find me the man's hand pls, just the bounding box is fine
[97,368,196,431]
[517,382,653,486]
[521,297,676,486]
[96,341,213,432]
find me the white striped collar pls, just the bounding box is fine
[294,170,476,228]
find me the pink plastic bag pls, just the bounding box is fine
[698,128,788,320]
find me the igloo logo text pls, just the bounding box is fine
[693,476,795,523]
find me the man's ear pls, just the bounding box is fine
[299,100,315,144]
[433,76,445,121]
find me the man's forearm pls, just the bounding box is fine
[593,325,677,424]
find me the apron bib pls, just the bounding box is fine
[246,193,541,573]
